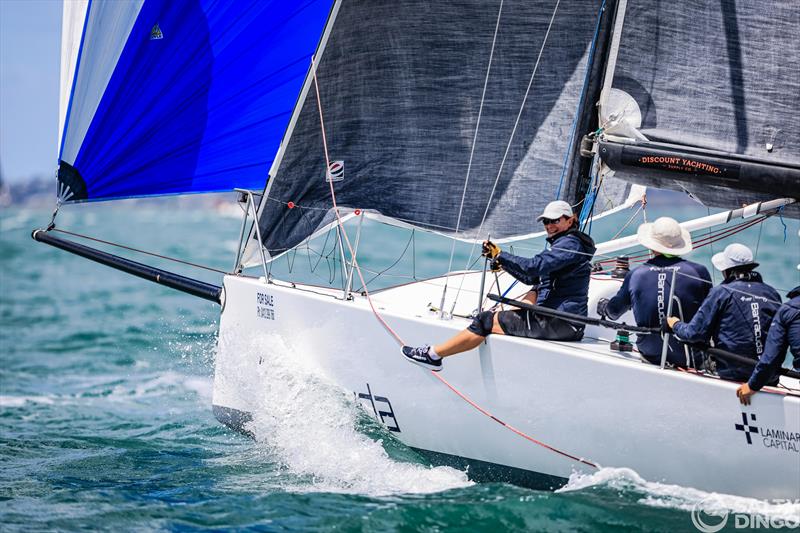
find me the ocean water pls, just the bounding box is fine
[2,197,799,531]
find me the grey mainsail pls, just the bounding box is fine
[257,0,622,255]
[598,0,800,211]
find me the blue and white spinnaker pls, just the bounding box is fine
[58,0,334,202]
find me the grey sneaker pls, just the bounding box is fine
[401,345,442,371]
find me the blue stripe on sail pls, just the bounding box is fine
[69,0,333,201]
[59,0,93,161]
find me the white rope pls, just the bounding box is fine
[438,0,505,317]
[449,0,562,315]
[609,197,645,240]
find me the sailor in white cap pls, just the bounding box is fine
[401,200,595,371]
[596,217,711,367]
[737,230,800,403]
[667,243,782,382]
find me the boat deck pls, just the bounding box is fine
[263,271,800,395]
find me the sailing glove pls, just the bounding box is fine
[596,298,609,318]
[482,240,501,259]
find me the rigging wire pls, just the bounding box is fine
[608,196,645,241]
[354,229,416,292]
[439,0,505,318]
[50,228,228,275]
[449,0,563,315]
[705,206,717,285]
[754,217,764,260]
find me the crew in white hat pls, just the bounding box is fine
[596,217,711,367]
[668,243,782,383]
[736,230,800,403]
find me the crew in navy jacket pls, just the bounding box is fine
[494,228,595,316]
[668,243,781,382]
[401,200,595,372]
[598,217,711,367]
[737,285,800,404]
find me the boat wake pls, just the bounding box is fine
[558,467,800,522]
[231,333,473,496]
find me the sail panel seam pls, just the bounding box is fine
[59,0,93,161]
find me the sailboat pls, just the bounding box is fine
[34,0,800,500]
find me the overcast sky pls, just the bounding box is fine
[0,0,61,182]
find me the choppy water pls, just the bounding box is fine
[2,197,799,531]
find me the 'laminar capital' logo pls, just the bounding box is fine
[735,412,758,444]
[733,412,800,453]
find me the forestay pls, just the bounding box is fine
[57,0,334,202]
[256,0,625,256]
[599,1,800,211]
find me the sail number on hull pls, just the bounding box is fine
[356,383,400,433]
[256,292,276,320]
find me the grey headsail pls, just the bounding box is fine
[257,0,620,256]
[597,1,800,211]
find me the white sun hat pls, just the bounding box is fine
[536,200,573,222]
[636,217,693,256]
[711,243,759,272]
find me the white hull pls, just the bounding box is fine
[214,272,800,500]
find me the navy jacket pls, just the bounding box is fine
[496,229,595,316]
[605,256,711,365]
[748,286,800,390]
[672,272,781,381]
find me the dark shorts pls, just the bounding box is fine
[467,309,584,341]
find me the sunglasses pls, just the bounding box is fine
[541,217,564,225]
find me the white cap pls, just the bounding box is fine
[536,200,573,222]
[711,243,758,272]
[637,217,692,256]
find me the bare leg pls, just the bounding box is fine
[434,312,505,357]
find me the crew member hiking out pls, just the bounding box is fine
[667,243,781,383]
[596,217,711,367]
[737,284,800,404]
[401,200,595,371]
